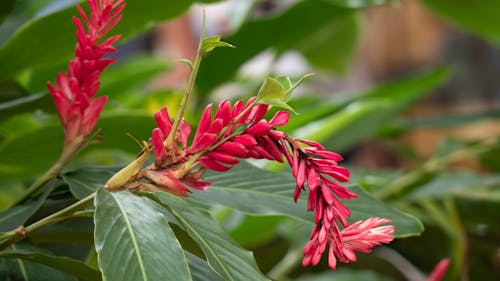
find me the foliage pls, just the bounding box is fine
[0,1,499,281]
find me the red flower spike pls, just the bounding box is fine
[48,0,125,144]
[143,170,190,197]
[206,151,240,165]
[232,134,257,148]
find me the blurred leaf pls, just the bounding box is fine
[298,14,358,72]
[295,269,394,281]
[325,0,392,8]
[0,113,153,180]
[94,188,191,281]
[99,54,169,100]
[0,181,24,211]
[149,192,269,281]
[186,252,223,281]
[0,248,101,281]
[229,215,283,248]
[0,80,30,102]
[0,0,194,80]
[406,173,500,202]
[295,69,448,152]
[256,77,286,100]
[0,0,17,24]
[63,166,119,199]
[196,1,355,93]
[420,0,500,44]
[190,162,423,237]
[0,93,53,122]
[0,180,56,232]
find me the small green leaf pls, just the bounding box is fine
[177,59,194,70]
[148,192,269,281]
[0,248,102,281]
[201,34,235,53]
[94,188,191,281]
[256,77,286,101]
[258,98,297,114]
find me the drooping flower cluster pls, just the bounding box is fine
[47,0,125,144]
[137,97,394,269]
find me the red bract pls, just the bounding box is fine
[47,0,125,144]
[145,96,394,268]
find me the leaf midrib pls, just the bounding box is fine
[111,194,148,281]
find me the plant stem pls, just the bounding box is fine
[165,43,204,150]
[12,135,86,206]
[0,193,95,250]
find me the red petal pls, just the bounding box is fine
[269,111,289,127]
[152,128,166,161]
[199,158,232,172]
[155,107,172,136]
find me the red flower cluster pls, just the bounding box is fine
[148,98,394,268]
[47,0,125,143]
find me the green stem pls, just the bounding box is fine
[0,193,95,251]
[165,44,204,150]
[13,135,86,206]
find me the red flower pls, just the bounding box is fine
[47,0,125,144]
[303,217,394,269]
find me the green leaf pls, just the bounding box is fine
[196,1,355,93]
[0,93,54,122]
[0,113,154,180]
[63,166,119,199]
[0,0,194,80]
[149,192,269,281]
[257,98,297,114]
[0,248,101,281]
[0,0,16,24]
[0,180,56,232]
[94,188,191,281]
[186,252,222,281]
[201,35,235,53]
[295,69,449,152]
[406,172,500,202]
[298,15,358,73]
[420,0,500,44]
[99,54,169,100]
[190,162,423,237]
[256,77,286,101]
[296,269,394,281]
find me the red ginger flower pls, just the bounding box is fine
[146,97,394,268]
[47,0,125,144]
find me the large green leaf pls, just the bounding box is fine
[191,162,422,237]
[294,69,448,152]
[149,192,269,281]
[186,252,222,281]
[196,1,355,93]
[0,0,193,80]
[0,248,101,281]
[0,113,154,180]
[295,269,394,281]
[0,250,75,281]
[0,180,56,232]
[63,166,119,199]
[94,188,191,281]
[420,0,500,44]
